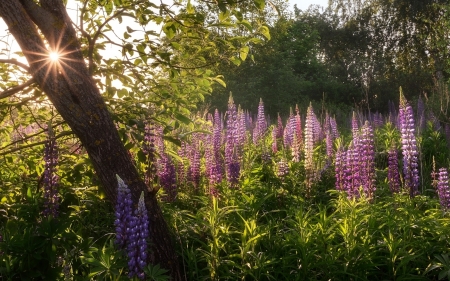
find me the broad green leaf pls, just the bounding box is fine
[239,46,249,61]
[259,25,270,40]
[162,22,177,39]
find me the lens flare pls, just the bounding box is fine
[49,52,60,62]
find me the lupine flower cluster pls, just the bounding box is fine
[114,176,149,279]
[304,104,317,190]
[145,93,448,204]
[153,126,177,201]
[143,122,157,187]
[387,146,401,193]
[399,92,420,197]
[253,98,267,144]
[43,130,60,218]
[436,168,450,210]
[334,120,376,199]
[225,95,241,187]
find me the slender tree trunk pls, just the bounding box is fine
[0,1,182,279]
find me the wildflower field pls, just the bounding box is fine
[1,91,450,281]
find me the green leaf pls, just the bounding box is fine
[162,22,177,39]
[104,1,113,15]
[144,264,170,281]
[174,113,192,125]
[230,56,241,66]
[259,25,270,40]
[238,20,253,32]
[253,0,265,10]
[239,46,249,61]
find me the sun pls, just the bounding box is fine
[49,52,60,62]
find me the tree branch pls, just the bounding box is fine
[0,131,73,156]
[0,78,36,99]
[0,59,30,71]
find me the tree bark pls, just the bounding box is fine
[0,1,182,279]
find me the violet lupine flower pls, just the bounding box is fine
[212,109,224,184]
[324,113,333,161]
[276,113,284,139]
[291,105,303,162]
[304,104,316,191]
[253,98,267,144]
[271,126,278,154]
[127,192,149,280]
[345,140,361,198]
[114,175,133,249]
[177,142,187,186]
[283,108,295,148]
[360,121,376,199]
[188,140,201,189]
[236,107,247,146]
[291,132,301,163]
[43,131,60,218]
[158,155,177,201]
[351,111,359,138]
[310,110,322,143]
[225,95,240,187]
[295,105,303,148]
[437,168,450,210]
[143,123,157,187]
[387,146,401,194]
[399,93,420,197]
[276,159,289,178]
[330,116,339,139]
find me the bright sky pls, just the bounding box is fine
[288,0,329,10]
[0,0,330,61]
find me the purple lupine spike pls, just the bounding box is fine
[304,103,316,193]
[143,123,157,187]
[312,111,322,143]
[276,159,289,179]
[177,142,187,186]
[330,116,339,139]
[283,108,295,148]
[114,175,133,249]
[324,112,333,161]
[325,127,333,162]
[387,146,401,194]
[399,90,420,197]
[253,98,267,144]
[43,130,60,218]
[205,109,224,186]
[294,105,303,151]
[345,141,361,198]
[225,94,240,187]
[360,121,376,199]
[188,138,201,189]
[335,147,346,191]
[291,132,300,162]
[271,126,278,154]
[351,111,359,138]
[437,168,450,211]
[127,192,149,279]
[237,106,247,146]
[276,113,284,139]
[158,155,177,201]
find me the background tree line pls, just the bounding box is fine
[208,0,450,119]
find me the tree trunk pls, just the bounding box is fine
[0,1,182,279]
